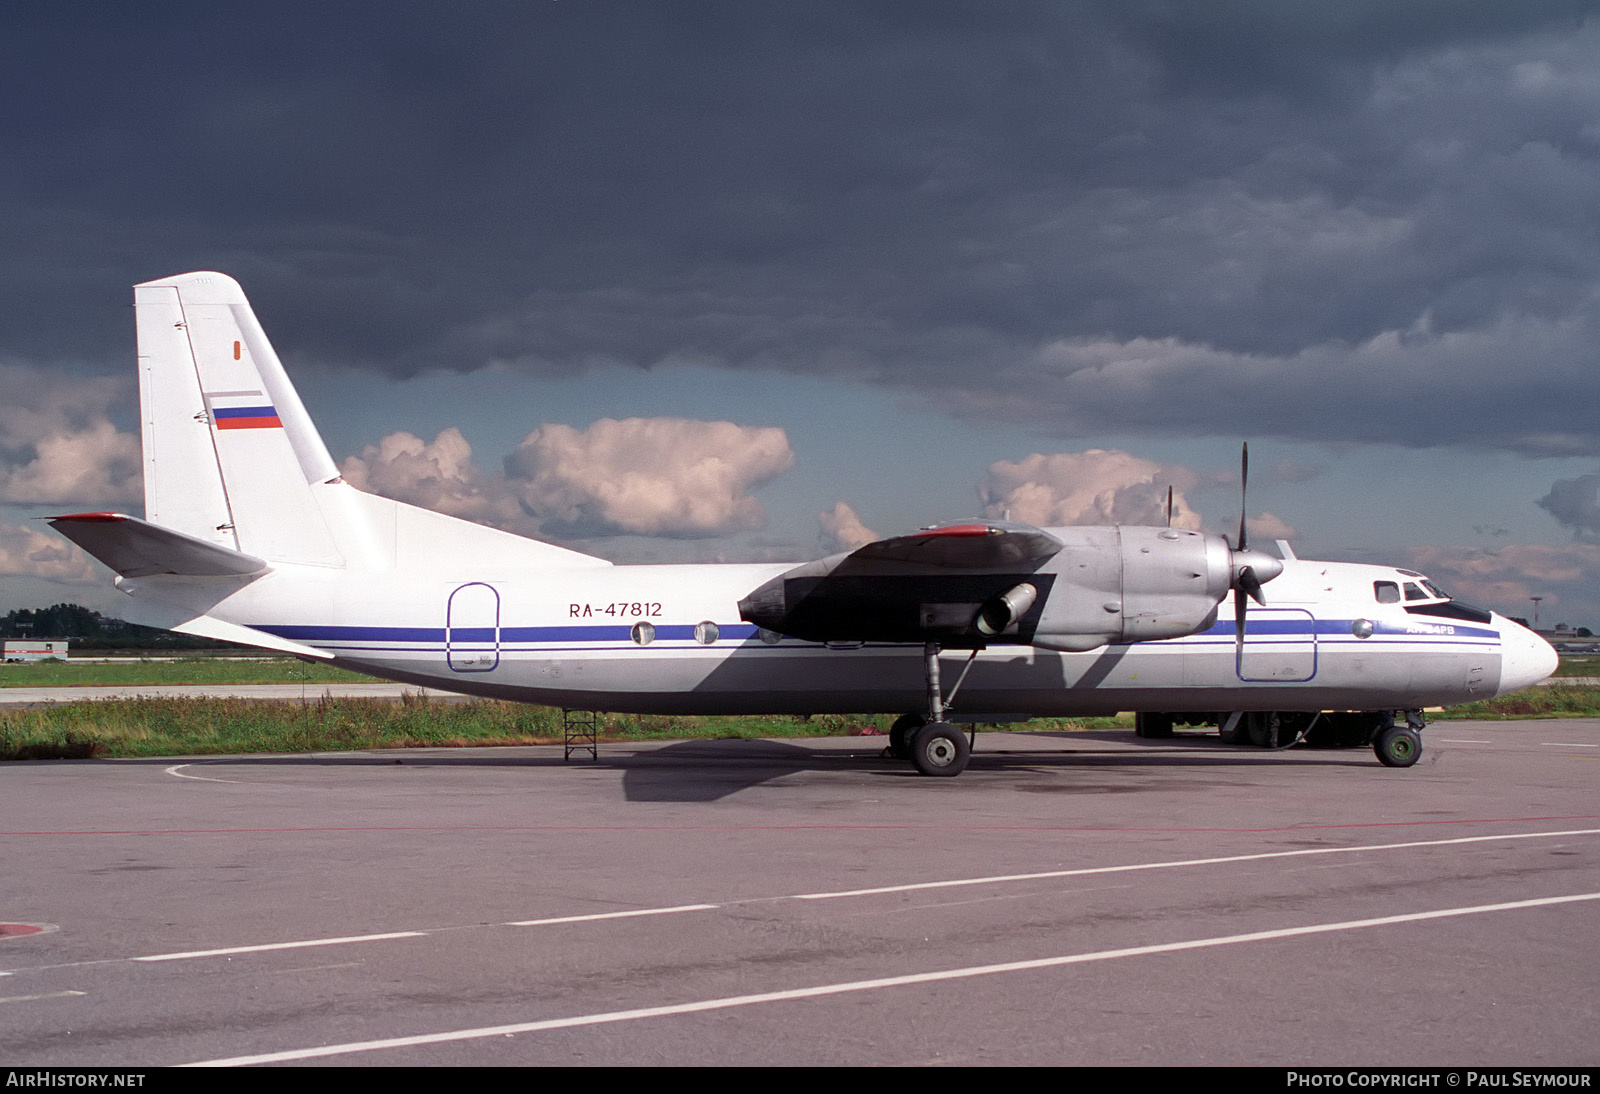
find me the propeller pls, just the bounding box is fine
[1230,442,1284,663]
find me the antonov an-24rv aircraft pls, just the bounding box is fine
[50,272,1558,776]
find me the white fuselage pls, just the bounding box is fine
[119,552,1555,718]
[90,271,1558,727]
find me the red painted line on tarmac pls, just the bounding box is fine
[2,814,1598,837]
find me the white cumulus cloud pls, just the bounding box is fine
[979,449,1201,530]
[340,427,523,526]
[343,418,796,541]
[1404,542,1600,619]
[0,365,141,507]
[504,418,794,538]
[1246,512,1298,543]
[818,501,878,552]
[0,523,96,583]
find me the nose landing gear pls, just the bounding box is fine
[1373,710,1425,768]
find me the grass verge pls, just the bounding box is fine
[0,693,1128,761]
[0,657,367,688]
[5,686,1593,761]
[1432,684,1600,720]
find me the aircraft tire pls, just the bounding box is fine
[889,714,925,760]
[1373,725,1422,768]
[1246,711,1277,747]
[911,722,969,777]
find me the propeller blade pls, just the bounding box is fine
[1165,485,1173,528]
[1237,441,1249,554]
[1235,584,1248,663]
[1229,443,1278,665]
[1239,564,1266,606]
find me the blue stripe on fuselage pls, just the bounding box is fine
[1196,618,1499,640]
[254,618,1495,649]
[255,623,763,644]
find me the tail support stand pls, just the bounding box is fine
[563,708,598,763]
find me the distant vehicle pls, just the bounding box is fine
[50,273,1557,776]
[3,640,69,663]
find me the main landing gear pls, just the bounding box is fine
[887,643,979,777]
[1141,708,1427,767]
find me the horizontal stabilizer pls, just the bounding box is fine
[48,513,269,578]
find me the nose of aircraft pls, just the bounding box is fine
[1497,618,1559,694]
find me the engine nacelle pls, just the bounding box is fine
[1030,526,1232,651]
[738,520,1249,652]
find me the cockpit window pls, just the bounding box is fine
[1374,581,1400,604]
[1403,582,1427,601]
[1406,601,1493,624]
[1421,580,1449,599]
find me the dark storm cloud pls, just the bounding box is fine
[4,1,1598,451]
[1538,473,1600,536]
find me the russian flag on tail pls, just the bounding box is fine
[205,389,283,430]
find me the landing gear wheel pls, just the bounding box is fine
[910,721,970,777]
[889,714,925,760]
[1373,725,1422,768]
[1246,712,1279,748]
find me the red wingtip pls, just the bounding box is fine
[50,512,129,523]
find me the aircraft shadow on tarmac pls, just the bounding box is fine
[133,732,1383,803]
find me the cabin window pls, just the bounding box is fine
[694,621,720,645]
[631,621,655,645]
[1374,581,1400,604]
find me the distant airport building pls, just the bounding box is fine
[3,639,69,662]
[1537,625,1599,654]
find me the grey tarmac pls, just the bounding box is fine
[0,720,1596,1066]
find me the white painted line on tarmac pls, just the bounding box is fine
[790,828,1600,900]
[0,990,85,1004]
[164,764,238,784]
[134,931,427,962]
[1541,742,1599,747]
[506,904,718,927]
[10,827,1596,979]
[1437,739,1492,744]
[182,890,1600,1066]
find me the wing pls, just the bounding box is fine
[738,520,1062,645]
[843,521,1064,569]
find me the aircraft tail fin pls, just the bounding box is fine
[135,272,346,566]
[132,272,609,573]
